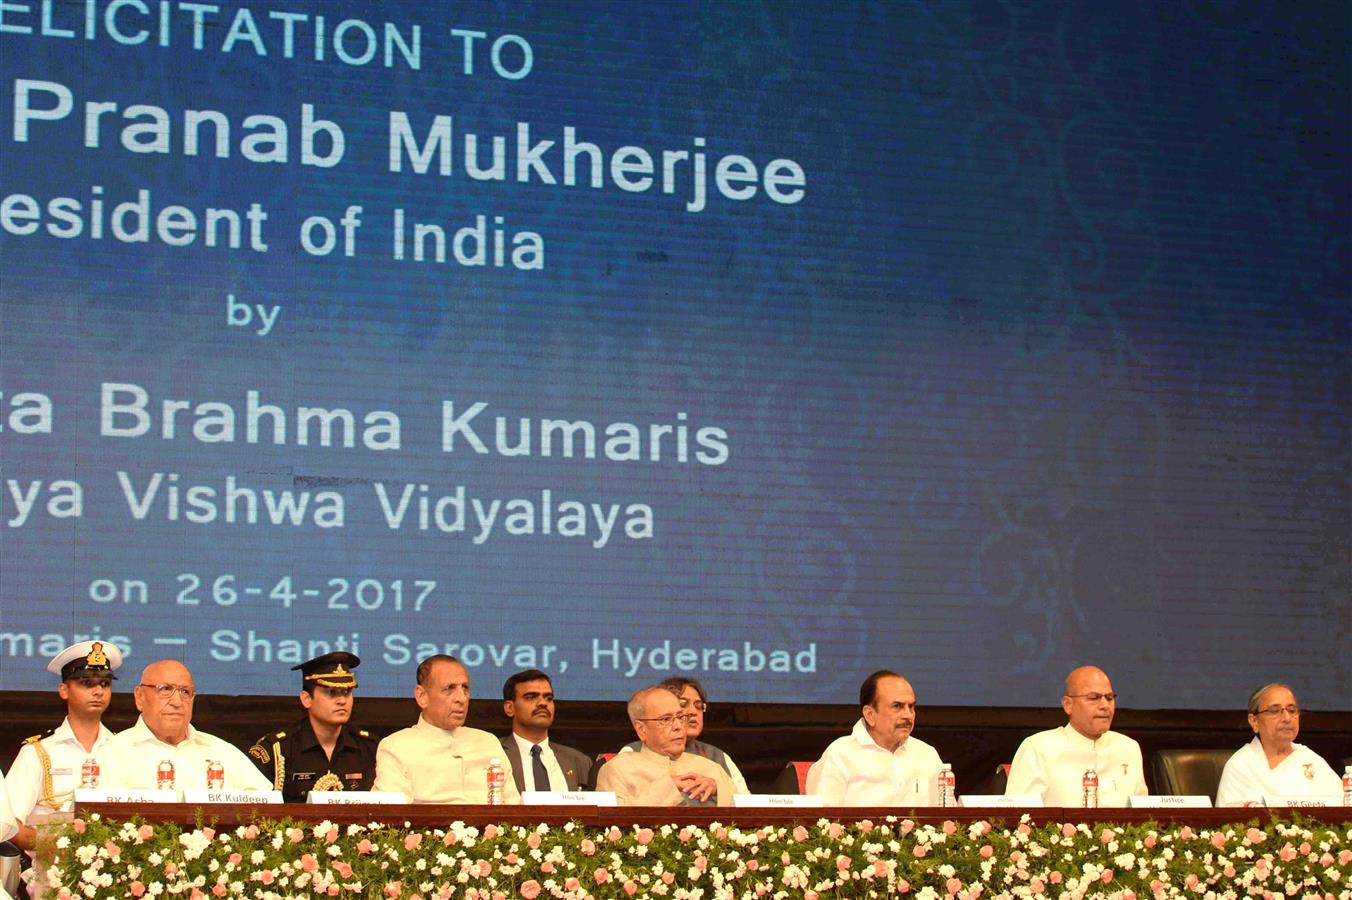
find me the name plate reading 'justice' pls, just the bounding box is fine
[183,790,284,804]
[1128,795,1212,808]
[959,795,1044,808]
[307,791,411,805]
[732,794,822,808]
[75,789,180,804]
[522,791,617,806]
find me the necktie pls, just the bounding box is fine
[531,744,551,791]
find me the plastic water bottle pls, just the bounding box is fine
[206,759,225,790]
[1082,768,1099,808]
[486,758,506,805]
[157,759,175,791]
[1343,765,1351,807]
[80,756,100,789]
[937,763,955,808]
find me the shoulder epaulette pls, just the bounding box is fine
[23,726,58,745]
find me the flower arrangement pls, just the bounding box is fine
[39,814,1349,899]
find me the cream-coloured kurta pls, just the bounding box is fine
[0,768,16,842]
[1006,725,1147,806]
[1215,737,1342,807]
[374,716,521,804]
[5,718,115,824]
[808,718,944,806]
[100,717,272,791]
[595,745,734,806]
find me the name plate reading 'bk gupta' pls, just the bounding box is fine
[307,791,410,805]
[1262,795,1339,807]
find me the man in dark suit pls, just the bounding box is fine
[499,669,592,793]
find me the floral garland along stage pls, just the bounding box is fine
[40,814,1351,899]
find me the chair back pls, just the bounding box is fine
[773,761,815,794]
[1151,749,1232,800]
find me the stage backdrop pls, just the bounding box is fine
[0,1,1347,708]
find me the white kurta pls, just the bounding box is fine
[808,718,944,806]
[0,769,16,842]
[374,716,521,804]
[1006,725,1147,807]
[100,717,272,792]
[1215,737,1342,807]
[5,718,115,824]
[595,745,734,806]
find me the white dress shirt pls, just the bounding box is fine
[1006,725,1147,806]
[808,718,944,806]
[1215,737,1342,807]
[5,718,115,825]
[511,733,569,793]
[100,717,272,791]
[374,716,521,804]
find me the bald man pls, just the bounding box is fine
[1005,666,1147,806]
[100,659,271,792]
[807,670,944,805]
[596,685,734,806]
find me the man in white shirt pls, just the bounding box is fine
[499,669,593,793]
[1005,665,1147,806]
[620,677,749,794]
[807,670,944,806]
[1216,683,1341,807]
[100,659,271,792]
[374,655,520,803]
[6,641,123,852]
[595,685,734,806]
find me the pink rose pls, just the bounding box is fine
[828,823,844,839]
[326,827,339,843]
[804,893,818,900]
[874,859,889,877]
[793,825,809,842]
[505,852,519,864]
[946,877,962,896]
[1016,822,1031,836]
[1178,826,1194,841]
[943,820,957,836]
[979,845,993,859]
[661,872,675,884]
[912,844,927,858]
[1061,823,1077,838]
[104,840,121,860]
[384,883,402,898]
[211,885,227,898]
[405,833,423,851]
[900,819,915,835]
[623,882,638,897]
[593,867,611,884]
[484,824,499,840]
[1049,872,1062,885]
[1279,844,1297,862]
[636,828,654,845]
[202,827,215,840]
[580,839,596,856]
[1185,873,1199,889]
[836,855,851,872]
[1211,832,1228,850]
[1030,879,1045,894]
[288,827,305,844]
[539,862,554,874]
[138,824,155,840]
[1100,828,1116,844]
[1340,849,1352,866]
[191,890,205,900]
[747,859,759,871]
[130,883,146,898]
[527,833,541,849]
[607,827,622,841]
[476,859,493,878]
[563,878,580,891]
[335,862,353,879]
[72,819,86,834]
[897,880,909,893]
[1224,865,1236,878]
[1298,841,1311,855]
[677,828,693,843]
[329,886,340,897]
[519,880,541,899]
[164,863,178,877]
[228,853,242,866]
[301,853,319,873]
[260,871,275,885]
[358,839,375,855]
[243,825,259,840]
[1101,869,1114,883]
[1149,879,1165,895]
[1144,834,1157,849]
[715,827,728,840]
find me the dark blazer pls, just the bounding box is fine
[500,734,594,792]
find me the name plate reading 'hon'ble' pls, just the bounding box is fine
[732,794,822,808]
[183,790,284,804]
[522,791,617,806]
[1262,795,1339,807]
[75,788,180,804]
[308,791,409,805]
[1128,795,1212,808]
[959,795,1044,808]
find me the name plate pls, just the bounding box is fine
[183,790,283,804]
[522,791,617,806]
[1263,795,1338,807]
[1129,795,1212,808]
[75,788,180,804]
[733,793,822,808]
[308,791,409,805]
[959,794,1043,808]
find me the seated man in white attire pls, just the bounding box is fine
[1216,682,1341,806]
[807,669,944,805]
[596,684,734,806]
[101,659,271,791]
[1005,665,1147,806]
[374,654,521,803]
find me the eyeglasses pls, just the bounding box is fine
[1254,705,1300,718]
[684,700,709,713]
[1066,692,1117,703]
[637,714,693,729]
[139,682,196,701]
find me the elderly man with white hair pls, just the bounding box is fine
[596,684,734,806]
